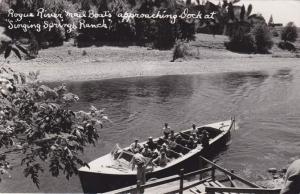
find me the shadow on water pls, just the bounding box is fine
[272,68,294,82]
[211,71,269,94]
[66,75,195,109]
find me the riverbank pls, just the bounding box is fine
[2,33,300,82]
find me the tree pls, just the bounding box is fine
[0,27,107,187]
[281,22,298,43]
[252,23,273,53]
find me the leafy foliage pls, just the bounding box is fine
[281,22,298,43]
[252,23,273,54]
[225,32,256,53]
[1,0,197,50]
[215,1,273,54]
[278,41,296,52]
[0,28,108,187]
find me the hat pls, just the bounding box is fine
[134,138,139,142]
[148,136,153,139]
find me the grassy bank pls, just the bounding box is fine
[2,33,299,82]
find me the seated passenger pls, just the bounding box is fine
[187,136,196,149]
[153,151,170,167]
[196,128,203,137]
[130,139,142,153]
[146,136,157,151]
[141,144,153,158]
[192,133,200,144]
[175,135,187,147]
[168,138,177,150]
[201,130,209,148]
[161,143,181,158]
[169,130,176,141]
[152,149,159,159]
[157,137,168,149]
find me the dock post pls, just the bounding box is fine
[136,180,142,194]
[179,168,184,194]
[211,166,215,181]
[199,157,203,180]
[230,169,235,187]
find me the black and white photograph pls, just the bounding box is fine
[0,0,300,193]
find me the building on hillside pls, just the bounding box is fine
[268,15,283,27]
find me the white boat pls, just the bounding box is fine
[79,119,235,193]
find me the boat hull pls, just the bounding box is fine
[79,130,231,193]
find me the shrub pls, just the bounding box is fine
[225,33,256,53]
[172,40,190,61]
[252,23,273,53]
[278,41,296,52]
[225,23,273,54]
[281,22,298,42]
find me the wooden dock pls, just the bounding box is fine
[105,156,282,194]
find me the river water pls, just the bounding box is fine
[1,69,300,192]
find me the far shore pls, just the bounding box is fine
[2,34,299,82]
[8,57,300,83]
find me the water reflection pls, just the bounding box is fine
[212,71,269,94]
[272,68,293,82]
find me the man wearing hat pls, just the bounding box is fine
[146,136,156,151]
[141,144,153,158]
[130,139,142,153]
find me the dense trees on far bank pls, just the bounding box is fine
[278,22,298,52]
[0,0,298,54]
[281,22,298,43]
[0,0,197,50]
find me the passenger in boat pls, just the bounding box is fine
[169,130,176,141]
[168,139,184,157]
[161,143,181,158]
[170,135,190,154]
[152,149,160,159]
[196,127,203,137]
[280,159,300,194]
[168,138,177,150]
[146,136,157,151]
[130,139,142,153]
[157,137,168,149]
[153,151,170,167]
[141,144,153,158]
[201,130,209,148]
[175,134,188,147]
[187,136,197,149]
[192,133,200,144]
[162,123,171,139]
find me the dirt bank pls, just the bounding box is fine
[2,34,299,82]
